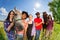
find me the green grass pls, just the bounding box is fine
[51,23,60,40]
[40,22,60,40]
[0,22,7,40]
[0,22,60,40]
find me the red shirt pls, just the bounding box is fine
[34,18,42,30]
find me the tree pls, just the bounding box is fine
[48,0,60,23]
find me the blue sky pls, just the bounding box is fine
[0,0,52,21]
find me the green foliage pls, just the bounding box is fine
[0,27,6,40]
[48,0,60,23]
[0,22,7,40]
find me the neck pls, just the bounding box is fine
[9,18,13,22]
[22,19,25,20]
[21,17,25,20]
[29,19,32,21]
[37,17,40,18]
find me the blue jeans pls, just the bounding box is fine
[35,30,40,40]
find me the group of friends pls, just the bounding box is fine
[4,9,54,40]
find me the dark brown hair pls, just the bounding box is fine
[22,11,29,19]
[43,12,48,24]
[35,12,40,15]
[48,15,52,20]
[6,10,15,21]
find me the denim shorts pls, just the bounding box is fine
[16,34,23,40]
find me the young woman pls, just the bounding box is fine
[42,12,48,40]
[21,11,29,40]
[26,14,35,40]
[4,10,15,40]
[45,15,54,39]
[43,12,48,32]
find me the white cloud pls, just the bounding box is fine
[0,7,8,15]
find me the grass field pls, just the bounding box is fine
[0,22,8,40]
[0,22,60,40]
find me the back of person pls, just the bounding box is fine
[14,9,24,40]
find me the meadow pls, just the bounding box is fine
[0,21,60,40]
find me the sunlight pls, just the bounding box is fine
[34,2,41,9]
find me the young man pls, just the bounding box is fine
[34,12,43,40]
